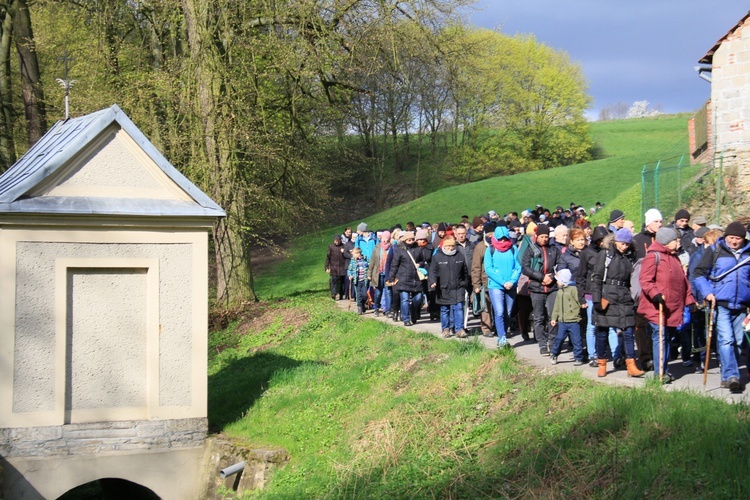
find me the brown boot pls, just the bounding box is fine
[597,359,607,377]
[625,358,644,378]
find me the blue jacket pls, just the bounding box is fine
[483,226,522,290]
[355,234,377,261]
[693,238,750,309]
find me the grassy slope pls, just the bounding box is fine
[210,301,750,498]
[255,114,690,298]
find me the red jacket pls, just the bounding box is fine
[637,241,695,327]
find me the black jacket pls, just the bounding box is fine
[558,247,582,284]
[428,249,468,305]
[591,245,636,329]
[632,229,655,260]
[388,243,426,293]
[521,242,560,294]
[577,243,602,302]
[325,242,348,276]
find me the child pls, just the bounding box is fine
[347,248,370,314]
[549,269,584,365]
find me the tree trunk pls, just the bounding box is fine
[13,0,46,146]
[0,6,15,171]
[182,0,256,306]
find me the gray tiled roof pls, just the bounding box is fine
[0,105,225,218]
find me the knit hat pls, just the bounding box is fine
[724,221,747,239]
[555,269,572,287]
[442,236,456,246]
[693,215,707,226]
[695,227,709,238]
[472,216,484,228]
[400,231,415,241]
[484,221,497,236]
[609,209,624,223]
[655,227,679,245]
[437,222,448,232]
[644,208,663,227]
[415,228,429,240]
[536,224,550,236]
[380,230,391,243]
[674,209,691,221]
[334,234,341,241]
[357,222,368,232]
[614,228,633,244]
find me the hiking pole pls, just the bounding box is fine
[703,300,715,386]
[348,278,354,311]
[659,303,665,383]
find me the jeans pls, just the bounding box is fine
[373,274,391,312]
[649,322,675,376]
[399,291,423,324]
[585,298,619,357]
[552,322,584,360]
[353,281,368,312]
[597,326,635,360]
[489,287,516,342]
[714,306,747,381]
[440,302,465,332]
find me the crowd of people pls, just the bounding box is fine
[324,204,750,391]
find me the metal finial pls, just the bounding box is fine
[56,50,76,119]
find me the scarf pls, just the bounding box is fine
[491,236,513,252]
[443,247,457,256]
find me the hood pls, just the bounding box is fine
[591,225,609,244]
[494,226,510,240]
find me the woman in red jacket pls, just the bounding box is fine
[638,227,696,383]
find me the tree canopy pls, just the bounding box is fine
[0,0,593,305]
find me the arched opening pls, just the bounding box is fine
[57,478,161,499]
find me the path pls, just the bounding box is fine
[335,300,750,404]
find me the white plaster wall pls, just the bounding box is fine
[13,242,193,415]
[713,21,750,148]
[67,269,148,410]
[58,131,162,190]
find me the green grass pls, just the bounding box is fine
[255,114,690,299]
[207,113,745,497]
[208,299,750,498]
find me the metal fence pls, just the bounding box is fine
[641,155,707,222]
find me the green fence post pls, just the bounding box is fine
[654,160,661,211]
[641,164,647,217]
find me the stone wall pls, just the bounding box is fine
[0,418,207,458]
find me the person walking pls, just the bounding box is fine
[521,224,560,356]
[577,226,611,367]
[388,231,426,327]
[693,221,750,392]
[637,227,696,383]
[484,225,522,347]
[347,248,370,314]
[429,236,469,338]
[368,231,393,317]
[471,221,497,337]
[325,234,348,300]
[549,269,585,365]
[591,228,643,378]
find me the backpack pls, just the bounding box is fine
[630,252,660,302]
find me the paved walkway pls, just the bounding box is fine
[336,300,750,404]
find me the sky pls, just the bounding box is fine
[467,1,750,120]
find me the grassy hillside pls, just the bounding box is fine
[209,300,750,498]
[208,114,750,498]
[255,114,690,298]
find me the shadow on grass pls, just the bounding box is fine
[208,351,324,432]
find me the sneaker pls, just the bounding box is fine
[682,360,693,367]
[613,357,625,369]
[374,310,380,317]
[540,346,550,356]
[728,377,741,392]
[482,331,495,338]
[442,328,454,338]
[497,337,508,348]
[403,321,414,327]
[661,372,674,384]
[573,359,585,366]
[589,359,598,368]
[550,355,558,365]
[456,330,468,338]
[695,365,704,374]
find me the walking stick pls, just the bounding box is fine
[348,278,354,311]
[703,300,715,386]
[659,303,665,383]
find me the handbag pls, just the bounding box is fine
[406,249,427,280]
[517,274,530,296]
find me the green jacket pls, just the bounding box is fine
[551,285,581,324]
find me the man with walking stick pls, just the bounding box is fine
[693,221,750,393]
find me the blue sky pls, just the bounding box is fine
[467,1,749,119]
